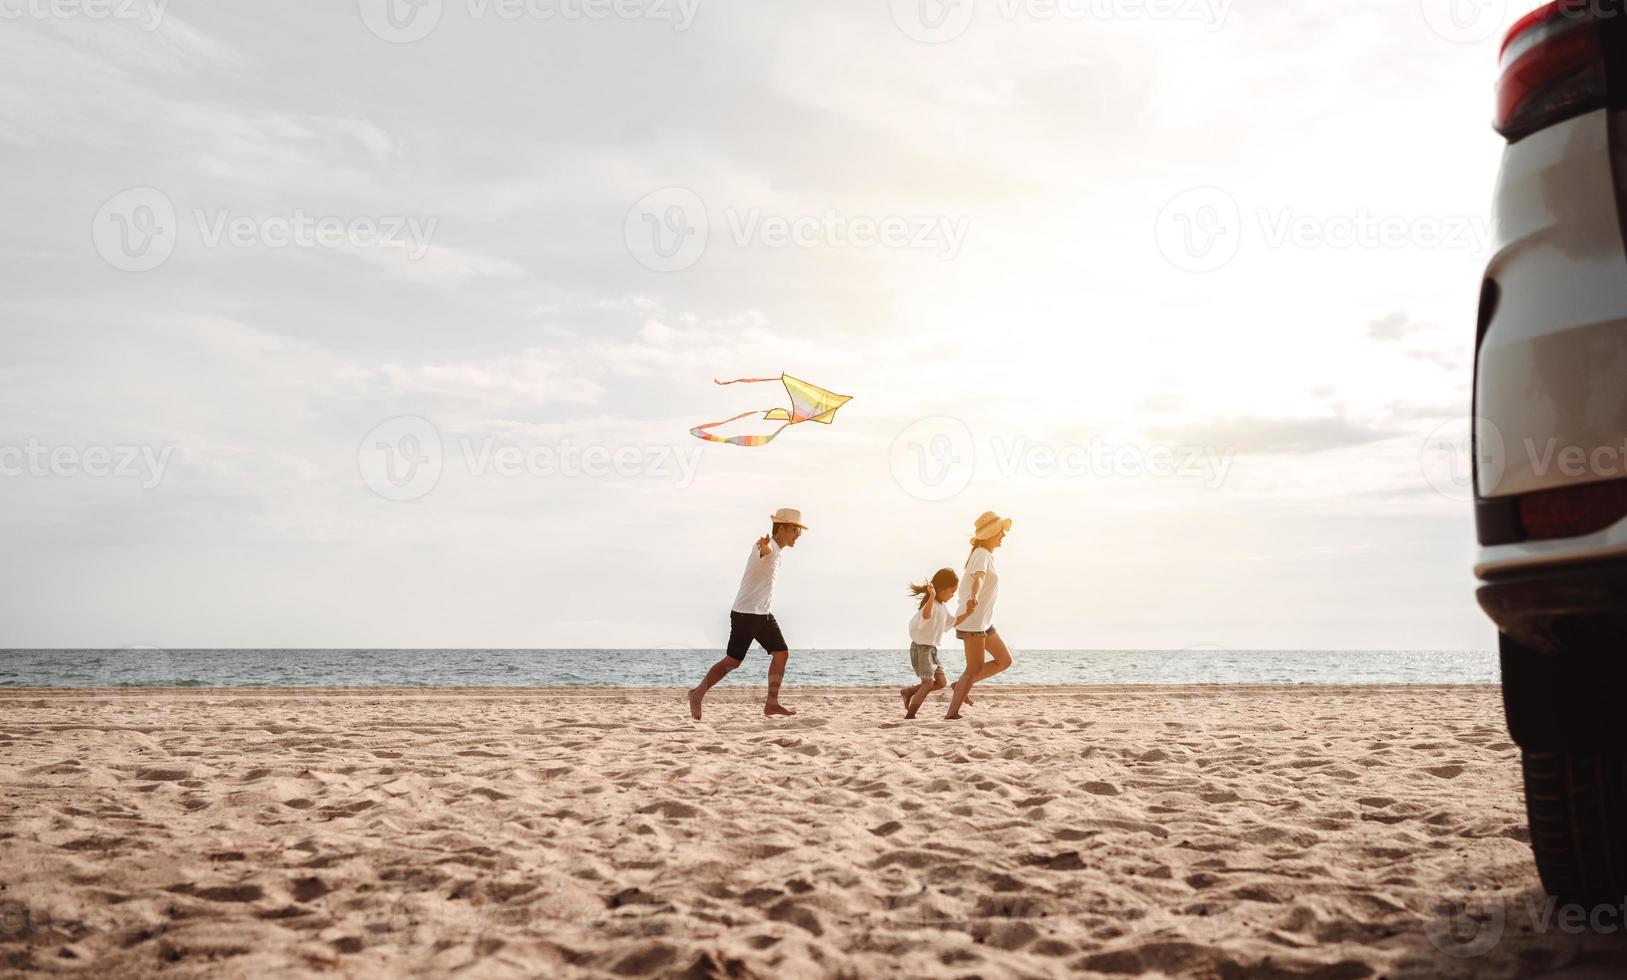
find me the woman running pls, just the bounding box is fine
[944,511,1013,720]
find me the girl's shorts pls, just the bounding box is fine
[909,643,942,680]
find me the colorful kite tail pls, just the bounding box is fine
[689,409,792,447]
[688,376,787,446]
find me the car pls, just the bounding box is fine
[1474,0,1627,902]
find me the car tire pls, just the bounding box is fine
[1501,632,1627,901]
[1519,749,1627,902]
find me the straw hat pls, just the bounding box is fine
[770,508,810,530]
[971,510,1012,541]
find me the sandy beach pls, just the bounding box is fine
[1,684,1621,979]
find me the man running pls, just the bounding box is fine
[688,508,807,720]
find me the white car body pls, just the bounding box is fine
[1474,105,1627,579]
[1470,0,1627,906]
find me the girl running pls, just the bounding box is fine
[901,567,977,719]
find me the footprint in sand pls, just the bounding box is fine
[291,877,333,902]
[172,883,265,903]
[636,800,701,819]
[611,941,679,974]
[984,920,1042,950]
[766,898,824,936]
[133,767,191,782]
[871,849,940,870]
[1022,850,1086,870]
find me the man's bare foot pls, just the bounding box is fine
[764,702,796,717]
[944,710,962,720]
[904,709,918,719]
[688,688,704,720]
[964,693,975,706]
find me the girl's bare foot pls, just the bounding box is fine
[688,689,704,720]
[964,693,974,706]
[944,710,962,720]
[764,702,796,716]
[900,688,911,711]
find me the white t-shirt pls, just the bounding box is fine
[908,599,955,647]
[731,538,783,614]
[956,547,998,632]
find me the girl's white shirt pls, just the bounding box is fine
[908,599,955,647]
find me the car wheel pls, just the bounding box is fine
[1500,632,1627,901]
[1520,749,1627,902]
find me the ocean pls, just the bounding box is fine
[0,648,1498,688]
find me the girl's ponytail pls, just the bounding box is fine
[910,568,961,611]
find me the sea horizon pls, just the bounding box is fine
[0,648,1499,688]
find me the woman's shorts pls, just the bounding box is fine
[955,624,998,640]
[909,642,942,680]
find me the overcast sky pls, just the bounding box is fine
[0,0,1531,649]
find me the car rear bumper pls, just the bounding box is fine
[1476,512,1627,578]
[1478,553,1627,652]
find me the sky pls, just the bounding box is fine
[0,0,1536,650]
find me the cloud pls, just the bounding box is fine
[353,242,527,285]
[1404,346,1465,370]
[1138,392,1187,414]
[1149,415,1403,455]
[0,15,243,149]
[342,351,606,410]
[1386,400,1469,421]
[1369,311,1431,341]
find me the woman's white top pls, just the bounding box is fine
[956,547,998,632]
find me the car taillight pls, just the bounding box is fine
[1496,1,1607,141]
[1519,477,1627,541]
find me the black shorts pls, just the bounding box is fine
[726,611,787,662]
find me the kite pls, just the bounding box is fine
[689,374,853,447]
